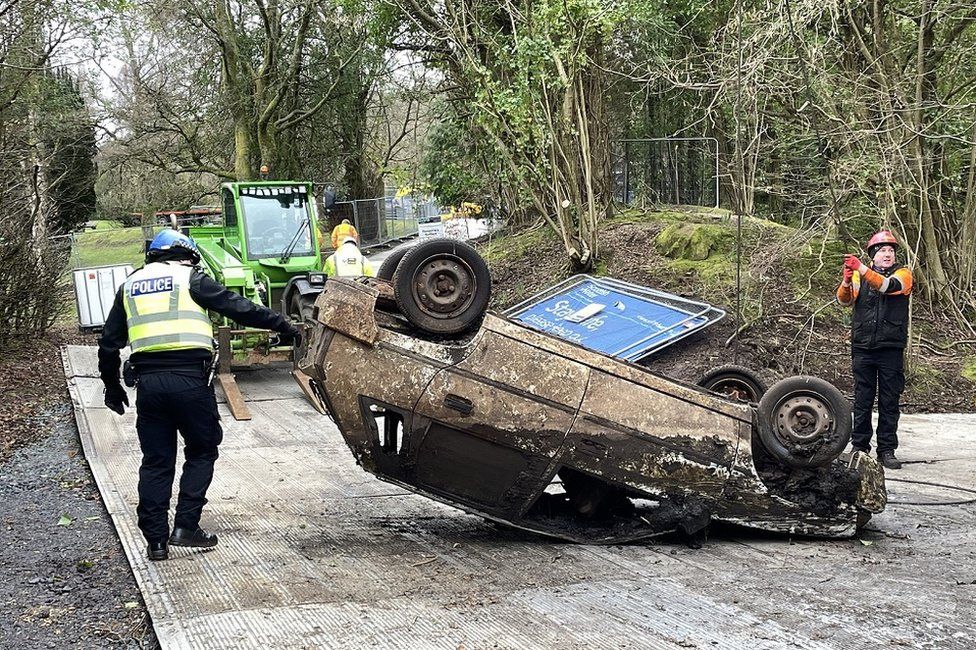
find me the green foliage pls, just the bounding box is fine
[420,116,496,207]
[461,0,625,188]
[39,71,97,233]
[405,0,643,267]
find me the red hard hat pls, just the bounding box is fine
[866,230,898,252]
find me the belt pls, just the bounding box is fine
[134,361,210,377]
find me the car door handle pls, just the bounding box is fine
[444,394,473,416]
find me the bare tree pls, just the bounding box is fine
[395,0,617,269]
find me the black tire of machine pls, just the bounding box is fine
[756,375,852,469]
[392,238,491,335]
[289,292,316,325]
[696,364,768,403]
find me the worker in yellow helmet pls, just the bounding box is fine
[330,219,359,249]
[97,229,300,562]
[324,234,375,277]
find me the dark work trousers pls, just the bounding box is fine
[134,372,222,544]
[851,347,905,454]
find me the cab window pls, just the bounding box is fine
[222,190,237,228]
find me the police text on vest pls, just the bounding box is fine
[130,277,174,296]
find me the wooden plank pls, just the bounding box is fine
[218,372,252,420]
[217,326,232,373]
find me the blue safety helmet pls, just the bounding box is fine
[147,229,201,264]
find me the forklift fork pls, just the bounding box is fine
[215,324,326,421]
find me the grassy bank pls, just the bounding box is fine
[70,225,144,270]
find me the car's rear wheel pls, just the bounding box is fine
[756,376,851,469]
[697,364,767,403]
[376,246,410,280]
[392,238,491,335]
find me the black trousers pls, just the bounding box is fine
[851,347,905,454]
[134,372,222,544]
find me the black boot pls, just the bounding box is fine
[147,541,168,561]
[169,527,219,548]
[879,451,902,470]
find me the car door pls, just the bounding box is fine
[411,320,589,518]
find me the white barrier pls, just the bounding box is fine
[73,264,133,331]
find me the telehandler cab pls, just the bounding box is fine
[155,180,334,419]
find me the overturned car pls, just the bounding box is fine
[299,238,886,543]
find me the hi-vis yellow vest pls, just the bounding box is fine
[123,263,213,353]
[324,242,373,278]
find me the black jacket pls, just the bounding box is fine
[851,264,910,350]
[98,263,293,386]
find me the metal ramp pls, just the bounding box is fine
[63,345,976,649]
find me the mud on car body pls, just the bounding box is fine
[298,239,886,543]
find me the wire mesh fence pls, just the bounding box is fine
[613,138,719,209]
[327,195,426,248]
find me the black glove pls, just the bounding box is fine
[104,384,129,415]
[278,325,302,349]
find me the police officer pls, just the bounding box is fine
[323,234,375,278]
[837,230,914,470]
[98,230,301,561]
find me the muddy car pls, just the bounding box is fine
[299,239,886,543]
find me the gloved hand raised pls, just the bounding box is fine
[843,266,854,283]
[843,254,864,273]
[104,384,129,415]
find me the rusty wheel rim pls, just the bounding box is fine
[411,255,476,319]
[710,377,759,402]
[774,392,833,447]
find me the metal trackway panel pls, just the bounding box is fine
[62,345,976,649]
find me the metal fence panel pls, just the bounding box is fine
[331,196,421,249]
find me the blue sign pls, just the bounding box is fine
[508,277,716,361]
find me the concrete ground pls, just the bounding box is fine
[365,239,416,266]
[63,346,976,649]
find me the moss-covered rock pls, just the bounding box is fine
[962,357,976,383]
[654,223,732,261]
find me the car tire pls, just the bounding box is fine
[697,364,767,403]
[756,375,852,469]
[376,246,410,281]
[392,238,491,335]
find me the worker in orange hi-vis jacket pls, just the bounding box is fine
[836,230,914,470]
[330,219,359,249]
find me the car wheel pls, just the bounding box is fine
[392,238,491,335]
[376,246,410,281]
[756,376,852,469]
[697,364,767,403]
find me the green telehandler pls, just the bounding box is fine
[158,180,333,419]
